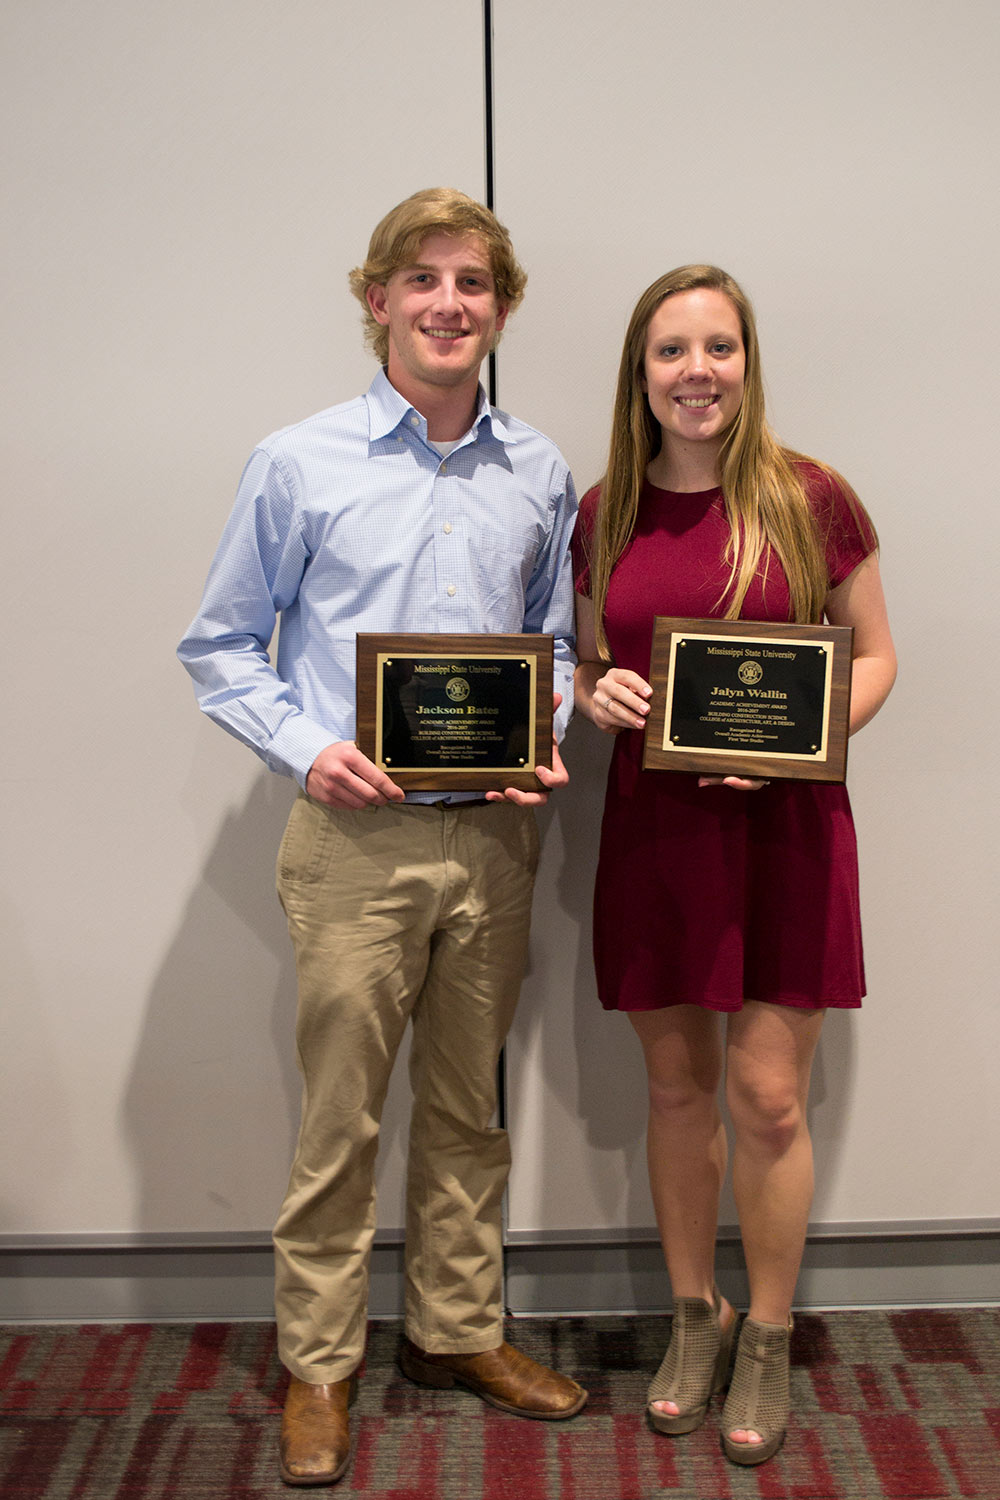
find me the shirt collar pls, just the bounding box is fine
[365,367,516,447]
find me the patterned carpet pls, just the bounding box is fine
[2,1310,998,1498]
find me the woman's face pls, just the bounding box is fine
[641,288,746,455]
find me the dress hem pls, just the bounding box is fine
[600,994,864,1014]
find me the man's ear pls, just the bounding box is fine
[494,304,509,334]
[366,284,390,326]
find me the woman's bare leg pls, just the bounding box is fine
[630,1005,734,1417]
[724,1001,825,1444]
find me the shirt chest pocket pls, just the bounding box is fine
[465,516,542,614]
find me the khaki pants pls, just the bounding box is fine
[273,794,539,1384]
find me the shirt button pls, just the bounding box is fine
[440,462,447,473]
[443,522,452,534]
[410,415,420,427]
[447,585,457,597]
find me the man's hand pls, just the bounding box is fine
[486,693,569,807]
[306,741,405,809]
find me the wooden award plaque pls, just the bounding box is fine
[356,633,554,791]
[643,618,854,784]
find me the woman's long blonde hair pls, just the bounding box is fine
[588,266,871,659]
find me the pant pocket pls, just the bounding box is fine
[276,795,343,889]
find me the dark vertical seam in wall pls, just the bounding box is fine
[484,0,498,408]
[483,0,509,1175]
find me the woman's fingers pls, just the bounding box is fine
[697,775,770,792]
[598,669,652,729]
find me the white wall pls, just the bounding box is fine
[3,1,998,1270]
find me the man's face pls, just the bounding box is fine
[366,232,508,400]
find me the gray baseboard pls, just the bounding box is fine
[1,1223,997,1322]
[0,1238,402,1324]
[505,1223,1000,1315]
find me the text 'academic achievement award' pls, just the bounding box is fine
[643,618,853,783]
[356,633,554,791]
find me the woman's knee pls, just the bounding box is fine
[633,1010,723,1116]
[726,1074,805,1156]
[646,1060,722,1122]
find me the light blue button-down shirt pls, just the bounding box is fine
[178,370,578,791]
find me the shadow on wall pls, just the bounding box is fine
[0,900,68,1232]
[124,763,416,1241]
[512,711,859,1257]
[122,769,303,1235]
[511,716,655,1228]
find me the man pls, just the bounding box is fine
[178,188,584,1487]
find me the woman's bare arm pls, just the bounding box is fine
[825,552,897,733]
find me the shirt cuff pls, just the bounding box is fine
[268,714,343,789]
[553,662,574,742]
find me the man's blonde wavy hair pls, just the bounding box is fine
[349,188,527,365]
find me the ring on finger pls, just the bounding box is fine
[604,696,614,711]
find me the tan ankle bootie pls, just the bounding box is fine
[647,1288,735,1435]
[721,1315,792,1465]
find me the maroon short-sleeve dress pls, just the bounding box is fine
[574,465,876,1013]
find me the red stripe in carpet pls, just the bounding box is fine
[860,1411,952,1498]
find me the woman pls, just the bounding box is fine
[573,266,896,1465]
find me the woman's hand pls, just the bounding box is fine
[574,592,652,734]
[697,774,770,792]
[588,666,652,734]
